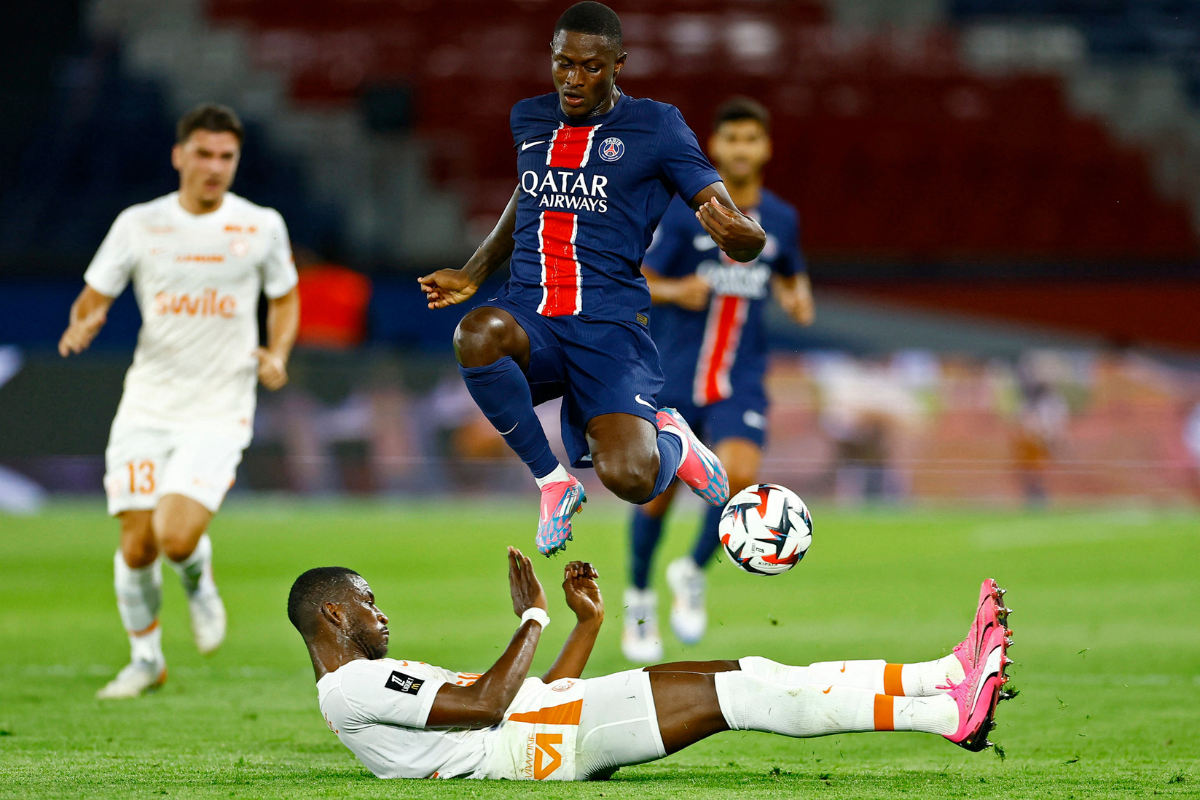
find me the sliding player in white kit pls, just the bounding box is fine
[288,552,1013,782]
[59,104,300,698]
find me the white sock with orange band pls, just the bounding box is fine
[713,671,957,737]
[739,655,963,697]
[113,551,163,664]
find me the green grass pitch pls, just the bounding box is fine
[1,498,1197,798]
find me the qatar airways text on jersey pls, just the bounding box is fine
[501,92,720,322]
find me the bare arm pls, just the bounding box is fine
[58,285,116,357]
[689,183,766,263]
[254,287,300,391]
[642,265,711,312]
[418,187,520,309]
[541,561,604,683]
[426,547,548,730]
[771,273,815,326]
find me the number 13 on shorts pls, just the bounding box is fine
[127,460,156,494]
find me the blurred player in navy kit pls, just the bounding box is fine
[420,3,768,557]
[624,97,815,662]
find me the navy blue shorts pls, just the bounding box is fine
[659,387,768,449]
[483,297,664,469]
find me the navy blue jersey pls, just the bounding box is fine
[645,189,805,407]
[501,92,720,321]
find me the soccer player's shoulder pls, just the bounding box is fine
[223,192,285,227]
[510,93,560,140]
[630,96,689,127]
[115,193,176,227]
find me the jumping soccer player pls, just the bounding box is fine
[289,555,1013,781]
[419,2,767,555]
[59,104,299,698]
[624,97,815,662]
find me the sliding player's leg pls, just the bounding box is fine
[667,436,761,644]
[578,635,1006,780]
[454,305,586,554]
[622,483,679,663]
[712,626,1010,750]
[655,574,1013,698]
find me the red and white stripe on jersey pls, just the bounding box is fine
[546,123,600,169]
[693,294,750,406]
[536,211,582,317]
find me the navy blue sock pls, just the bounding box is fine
[629,509,666,590]
[640,429,682,503]
[691,502,724,568]
[459,357,558,479]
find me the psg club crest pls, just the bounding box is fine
[598,137,624,162]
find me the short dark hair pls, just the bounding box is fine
[553,2,622,50]
[287,567,361,638]
[176,103,245,146]
[713,96,771,133]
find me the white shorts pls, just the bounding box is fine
[483,669,665,782]
[574,669,666,781]
[103,416,251,515]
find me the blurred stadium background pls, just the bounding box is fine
[4,0,1200,514]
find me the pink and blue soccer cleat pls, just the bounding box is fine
[945,619,1011,751]
[952,579,1012,676]
[656,408,729,506]
[536,475,587,556]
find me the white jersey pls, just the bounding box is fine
[84,192,297,430]
[317,658,492,780]
[316,657,644,782]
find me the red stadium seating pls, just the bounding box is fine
[207,0,1199,262]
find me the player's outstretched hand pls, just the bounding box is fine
[696,196,765,263]
[562,561,603,624]
[58,306,108,357]
[418,268,479,309]
[254,347,289,390]
[508,546,548,617]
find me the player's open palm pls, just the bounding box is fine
[507,546,548,616]
[418,269,478,309]
[562,561,603,623]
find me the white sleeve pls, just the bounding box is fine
[342,663,447,730]
[83,211,136,298]
[260,210,298,299]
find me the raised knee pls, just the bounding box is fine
[454,309,517,368]
[595,456,656,503]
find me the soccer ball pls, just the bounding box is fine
[719,484,813,576]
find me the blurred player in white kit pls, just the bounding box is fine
[58,104,300,698]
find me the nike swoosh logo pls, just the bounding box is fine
[634,394,655,410]
[822,686,832,694]
[498,422,518,435]
[522,140,546,151]
[839,662,846,673]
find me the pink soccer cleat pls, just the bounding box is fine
[536,475,586,556]
[656,408,729,506]
[952,579,1011,676]
[945,625,1010,751]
